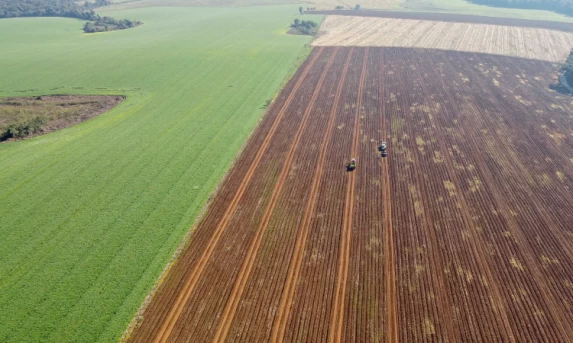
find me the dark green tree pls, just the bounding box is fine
[299,6,303,14]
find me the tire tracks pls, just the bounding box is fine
[269,48,353,343]
[211,47,339,343]
[150,47,324,343]
[329,47,369,343]
[379,51,398,343]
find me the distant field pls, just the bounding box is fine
[0,6,312,343]
[312,10,573,31]
[97,0,573,22]
[398,0,573,22]
[100,0,295,10]
[307,0,573,22]
[313,16,573,62]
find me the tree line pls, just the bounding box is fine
[84,16,141,33]
[0,0,141,33]
[466,0,573,17]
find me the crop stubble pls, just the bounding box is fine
[312,16,573,63]
[129,47,573,342]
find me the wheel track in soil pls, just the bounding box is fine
[211,47,340,343]
[150,47,325,343]
[329,47,369,343]
[285,50,363,342]
[379,51,398,343]
[426,50,573,341]
[269,48,353,343]
[384,50,438,342]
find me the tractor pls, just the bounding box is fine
[379,141,388,157]
[347,158,356,171]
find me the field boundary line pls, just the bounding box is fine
[211,48,340,343]
[379,52,398,343]
[150,47,325,343]
[269,48,353,343]
[329,47,369,343]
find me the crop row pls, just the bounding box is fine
[130,47,573,342]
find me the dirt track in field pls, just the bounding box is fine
[312,16,573,63]
[127,47,573,342]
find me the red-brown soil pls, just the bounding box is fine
[126,47,573,342]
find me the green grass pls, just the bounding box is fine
[395,0,573,22]
[0,6,313,342]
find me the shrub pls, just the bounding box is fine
[1,117,44,141]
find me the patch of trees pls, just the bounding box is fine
[466,0,573,17]
[290,19,318,36]
[0,0,141,33]
[84,17,141,33]
[0,0,101,20]
[563,49,573,85]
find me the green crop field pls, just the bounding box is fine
[396,0,573,22]
[0,6,314,342]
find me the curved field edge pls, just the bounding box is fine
[0,6,314,343]
[0,95,125,142]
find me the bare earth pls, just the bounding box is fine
[312,16,573,62]
[127,47,573,343]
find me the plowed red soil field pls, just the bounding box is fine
[127,47,573,342]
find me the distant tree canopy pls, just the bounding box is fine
[0,0,141,33]
[466,0,573,17]
[0,0,106,20]
[83,16,142,33]
[563,49,573,85]
[290,19,318,36]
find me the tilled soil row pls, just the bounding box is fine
[128,47,573,343]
